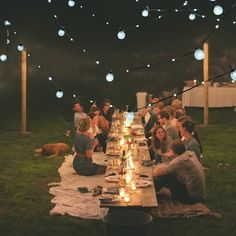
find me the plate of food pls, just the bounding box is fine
[135,180,152,188]
[99,194,120,203]
[105,175,120,183]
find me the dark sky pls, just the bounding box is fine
[0,0,235,112]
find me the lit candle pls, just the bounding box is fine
[130,181,136,191]
[124,193,130,202]
[125,173,132,184]
[119,187,126,198]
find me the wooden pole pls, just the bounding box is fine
[203,42,209,126]
[21,50,30,135]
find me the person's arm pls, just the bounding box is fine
[152,164,167,176]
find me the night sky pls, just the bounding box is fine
[0,0,235,112]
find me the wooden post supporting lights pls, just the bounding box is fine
[20,50,31,135]
[203,42,209,126]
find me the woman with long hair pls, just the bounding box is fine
[151,125,173,163]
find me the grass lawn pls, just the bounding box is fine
[0,108,235,236]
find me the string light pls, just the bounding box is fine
[17,44,24,51]
[68,0,75,7]
[0,54,7,62]
[106,72,114,82]
[56,90,64,98]
[58,28,65,36]
[213,5,224,16]
[141,69,234,111]
[194,48,204,60]
[4,20,11,26]
[117,30,126,40]
[231,70,236,81]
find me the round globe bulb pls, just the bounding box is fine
[106,72,114,82]
[142,9,149,17]
[189,13,196,20]
[56,90,64,98]
[117,31,126,40]
[0,54,7,62]
[68,0,75,7]
[58,29,65,37]
[194,48,204,60]
[17,44,24,51]
[230,70,236,81]
[4,20,11,26]
[213,5,223,16]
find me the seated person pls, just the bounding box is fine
[178,118,202,162]
[100,99,114,127]
[153,140,206,204]
[141,106,158,139]
[73,101,87,130]
[89,106,109,153]
[151,125,173,163]
[158,110,179,141]
[73,117,107,176]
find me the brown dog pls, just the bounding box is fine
[34,143,70,158]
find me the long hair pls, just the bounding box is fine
[151,125,167,150]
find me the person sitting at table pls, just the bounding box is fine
[164,105,178,129]
[151,125,173,163]
[89,106,109,153]
[141,105,158,139]
[177,117,202,162]
[88,111,108,153]
[158,110,179,141]
[73,117,107,176]
[171,98,185,114]
[153,140,206,204]
[73,101,87,130]
[100,99,114,127]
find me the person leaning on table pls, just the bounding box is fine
[152,140,206,204]
[73,116,107,176]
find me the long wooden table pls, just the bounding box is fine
[100,114,158,208]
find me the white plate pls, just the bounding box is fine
[105,175,119,182]
[135,180,152,188]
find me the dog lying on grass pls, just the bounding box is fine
[34,143,70,158]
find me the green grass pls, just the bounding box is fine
[0,108,236,236]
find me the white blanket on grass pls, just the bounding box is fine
[48,153,108,219]
[49,154,221,220]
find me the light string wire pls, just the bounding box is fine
[123,1,236,73]
[137,68,235,111]
[1,20,98,103]
[49,1,110,73]
[122,1,205,33]
[202,1,236,43]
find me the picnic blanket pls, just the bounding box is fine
[49,154,221,219]
[48,153,109,219]
[150,188,221,219]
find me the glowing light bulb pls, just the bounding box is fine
[230,70,236,81]
[17,44,24,51]
[189,13,196,20]
[106,72,114,82]
[117,31,125,40]
[48,77,52,81]
[56,90,64,98]
[68,0,75,7]
[0,54,7,62]
[4,20,11,26]
[194,48,204,60]
[58,28,65,37]
[142,9,149,17]
[213,5,223,16]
